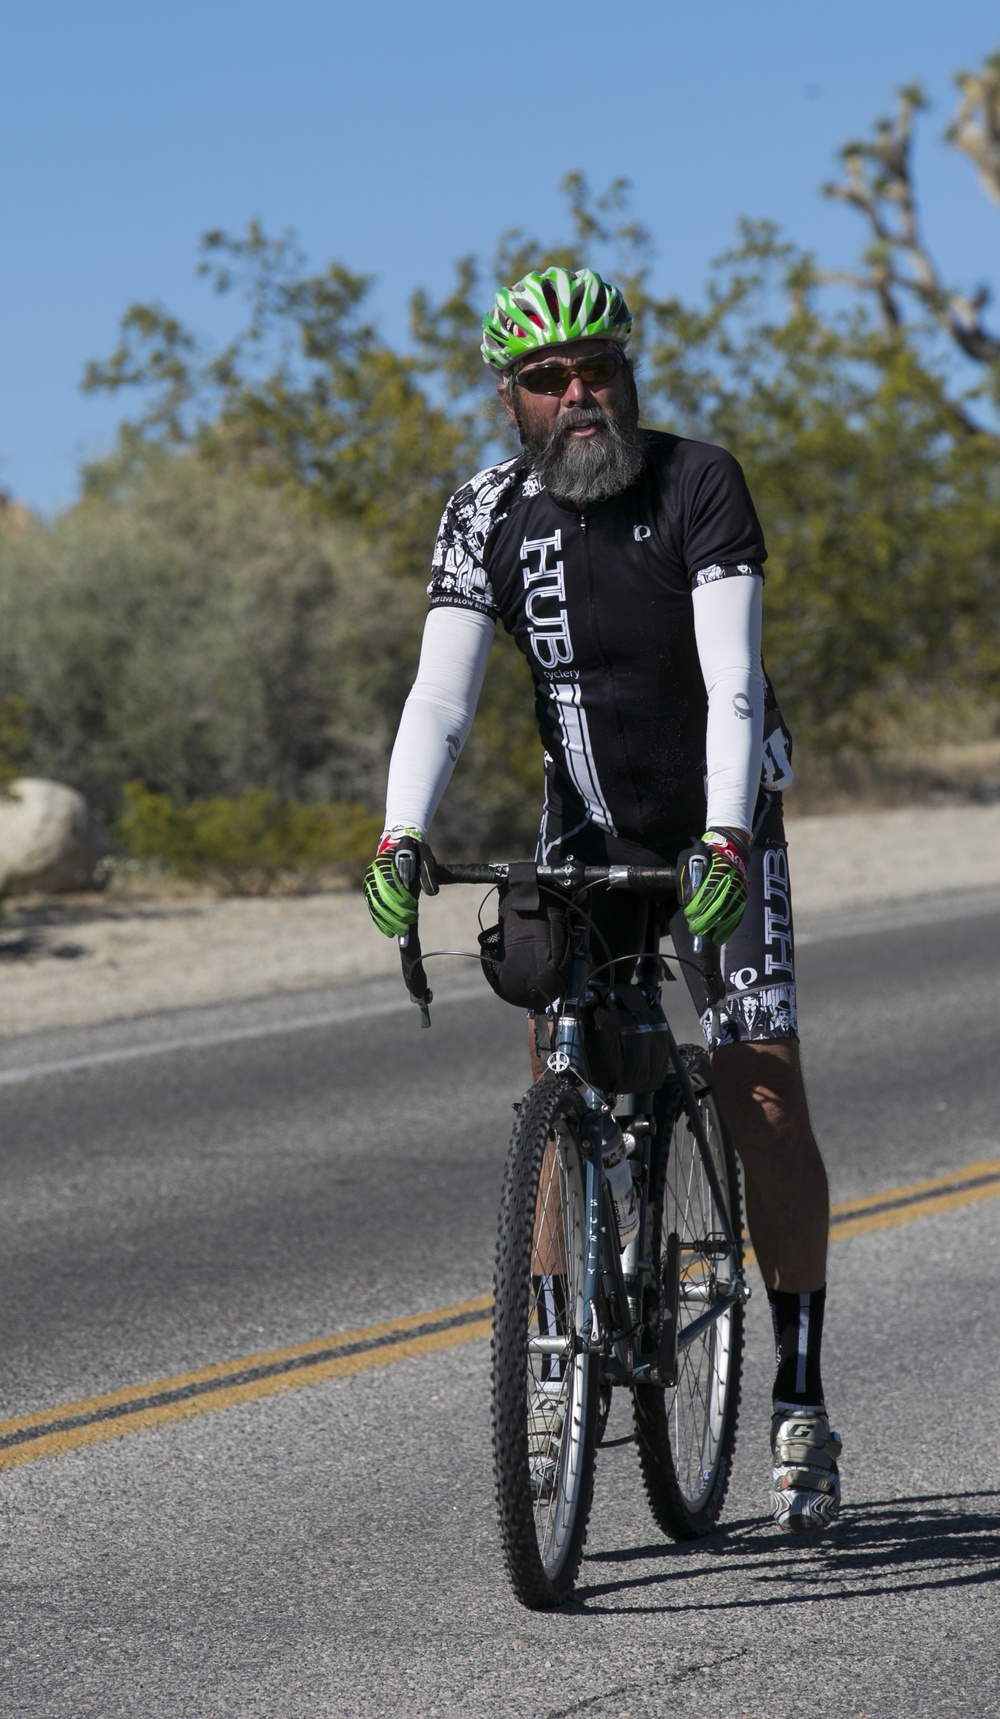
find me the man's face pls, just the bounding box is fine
[498,337,644,507]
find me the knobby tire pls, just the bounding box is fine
[633,1045,744,1538]
[492,1074,600,1608]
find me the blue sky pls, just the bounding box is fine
[3,0,998,513]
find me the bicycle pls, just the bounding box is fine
[395,855,748,1610]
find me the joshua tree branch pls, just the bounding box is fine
[823,73,1000,365]
[947,52,1000,208]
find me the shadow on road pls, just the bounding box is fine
[573,1489,1000,1613]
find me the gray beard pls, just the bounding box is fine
[514,398,646,507]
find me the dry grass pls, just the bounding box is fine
[785,740,1000,817]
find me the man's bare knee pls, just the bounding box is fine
[711,1039,816,1156]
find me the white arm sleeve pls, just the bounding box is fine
[383,605,495,838]
[692,574,764,837]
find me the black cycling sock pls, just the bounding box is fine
[533,1273,567,1382]
[767,1284,826,1408]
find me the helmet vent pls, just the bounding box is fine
[481,266,633,369]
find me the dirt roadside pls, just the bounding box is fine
[1,802,998,1038]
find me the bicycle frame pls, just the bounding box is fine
[397,857,748,1391]
[548,916,744,1390]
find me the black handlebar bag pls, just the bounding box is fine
[583,986,673,1093]
[478,864,571,1011]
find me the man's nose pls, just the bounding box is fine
[561,373,592,404]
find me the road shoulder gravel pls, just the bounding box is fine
[0,801,998,1037]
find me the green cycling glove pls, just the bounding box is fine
[678,829,749,945]
[363,829,438,938]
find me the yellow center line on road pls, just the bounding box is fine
[828,1158,1000,1238]
[3,1159,999,1472]
[0,1297,494,1472]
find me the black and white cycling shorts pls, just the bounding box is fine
[532,792,798,1050]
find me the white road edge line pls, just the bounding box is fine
[795,890,1000,945]
[1,890,998,1086]
[0,985,489,1086]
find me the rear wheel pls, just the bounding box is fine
[492,1075,600,1608]
[633,1046,744,1538]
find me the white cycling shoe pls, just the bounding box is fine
[770,1404,842,1534]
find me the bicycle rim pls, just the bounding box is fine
[633,1046,743,1538]
[492,1076,599,1607]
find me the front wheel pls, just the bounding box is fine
[492,1075,600,1608]
[633,1045,744,1538]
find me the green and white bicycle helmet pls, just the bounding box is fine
[481,265,633,372]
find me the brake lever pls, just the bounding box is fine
[688,855,727,1008]
[393,850,433,1026]
[398,924,433,1028]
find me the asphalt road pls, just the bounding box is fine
[1,898,999,1716]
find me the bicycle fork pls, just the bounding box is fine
[578,1106,651,1385]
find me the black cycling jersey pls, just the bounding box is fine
[428,430,791,858]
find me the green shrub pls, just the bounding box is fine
[119,781,381,895]
[0,456,425,821]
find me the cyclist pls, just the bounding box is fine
[364,266,840,1535]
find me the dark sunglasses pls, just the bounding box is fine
[513,349,624,395]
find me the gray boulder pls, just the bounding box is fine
[0,778,108,894]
